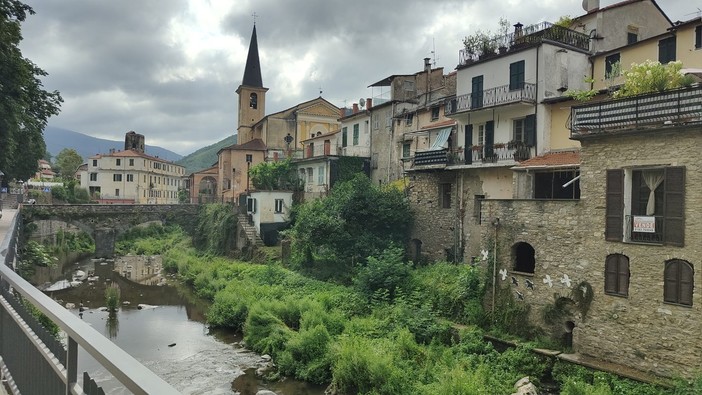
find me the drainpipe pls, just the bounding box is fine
[534,46,539,156]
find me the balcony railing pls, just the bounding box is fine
[413,145,531,168]
[570,85,702,137]
[0,210,180,395]
[459,22,590,66]
[625,215,664,245]
[446,83,536,115]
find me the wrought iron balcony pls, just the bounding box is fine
[459,22,590,66]
[570,85,702,137]
[625,215,664,245]
[446,83,536,115]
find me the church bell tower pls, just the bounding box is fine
[236,24,268,144]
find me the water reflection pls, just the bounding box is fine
[106,312,119,339]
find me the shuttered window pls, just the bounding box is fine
[696,25,701,49]
[484,121,495,159]
[604,254,629,297]
[605,169,624,241]
[658,37,676,64]
[664,166,685,246]
[663,259,693,306]
[524,114,536,147]
[509,61,525,90]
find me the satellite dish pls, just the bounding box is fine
[358,98,366,109]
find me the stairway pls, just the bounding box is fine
[237,214,264,247]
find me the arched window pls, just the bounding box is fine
[249,92,258,109]
[664,259,693,306]
[512,242,535,273]
[604,254,629,296]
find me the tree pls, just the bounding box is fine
[54,148,83,178]
[0,1,62,183]
[613,60,693,98]
[287,174,412,279]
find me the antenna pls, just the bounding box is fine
[252,12,259,25]
[430,37,439,67]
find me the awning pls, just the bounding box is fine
[429,127,452,150]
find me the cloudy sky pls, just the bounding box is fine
[20,0,695,156]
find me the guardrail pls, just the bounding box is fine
[0,210,180,394]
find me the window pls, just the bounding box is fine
[512,242,535,274]
[696,25,702,49]
[353,124,359,145]
[431,106,440,121]
[627,32,638,45]
[402,142,411,158]
[341,127,348,147]
[471,76,484,109]
[246,154,253,163]
[373,115,379,130]
[439,183,451,209]
[113,174,122,182]
[658,37,676,64]
[473,194,485,220]
[509,60,525,90]
[405,113,413,126]
[126,174,134,182]
[115,189,120,197]
[605,167,684,246]
[129,159,134,166]
[385,115,392,127]
[89,173,97,181]
[318,166,325,185]
[664,259,693,306]
[307,168,313,183]
[477,124,485,146]
[275,199,284,213]
[513,119,525,142]
[604,254,629,296]
[534,170,580,199]
[403,80,415,92]
[92,159,97,167]
[250,92,258,109]
[605,53,620,78]
[116,159,121,166]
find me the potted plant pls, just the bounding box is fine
[507,140,525,150]
[494,142,506,149]
[471,144,484,152]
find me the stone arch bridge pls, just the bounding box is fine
[22,204,199,258]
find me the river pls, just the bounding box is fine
[37,256,327,395]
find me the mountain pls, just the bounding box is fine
[176,134,237,174]
[44,126,183,163]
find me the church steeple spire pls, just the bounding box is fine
[242,25,263,88]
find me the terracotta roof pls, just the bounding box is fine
[513,150,580,169]
[420,119,456,130]
[218,138,267,153]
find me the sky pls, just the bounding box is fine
[19,0,696,156]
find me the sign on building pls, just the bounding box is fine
[633,216,656,233]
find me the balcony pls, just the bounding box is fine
[413,144,531,169]
[459,22,590,67]
[570,85,702,137]
[446,83,536,115]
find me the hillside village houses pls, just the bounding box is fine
[79,131,185,204]
[166,0,702,379]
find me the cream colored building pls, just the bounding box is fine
[80,132,185,204]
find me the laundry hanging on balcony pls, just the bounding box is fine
[428,127,452,150]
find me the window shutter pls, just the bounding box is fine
[663,261,678,304]
[465,124,473,146]
[617,256,629,296]
[604,257,618,294]
[631,170,642,215]
[658,37,676,64]
[664,166,685,246]
[696,25,702,49]
[484,121,494,158]
[679,261,694,306]
[605,169,624,241]
[524,114,536,147]
[342,128,348,147]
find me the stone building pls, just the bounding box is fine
[481,82,702,378]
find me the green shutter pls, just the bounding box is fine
[484,121,494,159]
[524,114,536,147]
[342,127,347,147]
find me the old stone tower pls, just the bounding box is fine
[124,131,145,153]
[236,25,268,144]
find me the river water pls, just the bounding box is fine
[38,256,327,395]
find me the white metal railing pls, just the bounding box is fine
[0,210,180,394]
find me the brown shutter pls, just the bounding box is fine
[679,260,694,306]
[663,261,678,304]
[604,256,617,294]
[664,166,685,246]
[617,255,629,296]
[605,169,624,241]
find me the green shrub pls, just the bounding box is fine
[354,247,411,301]
[243,304,293,357]
[413,263,486,324]
[278,325,333,384]
[105,284,120,313]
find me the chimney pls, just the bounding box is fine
[582,0,600,13]
[424,57,431,72]
[353,103,359,114]
[339,107,346,118]
[514,22,524,39]
[366,98,372,110]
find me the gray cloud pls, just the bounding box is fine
[19,0,696,155]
